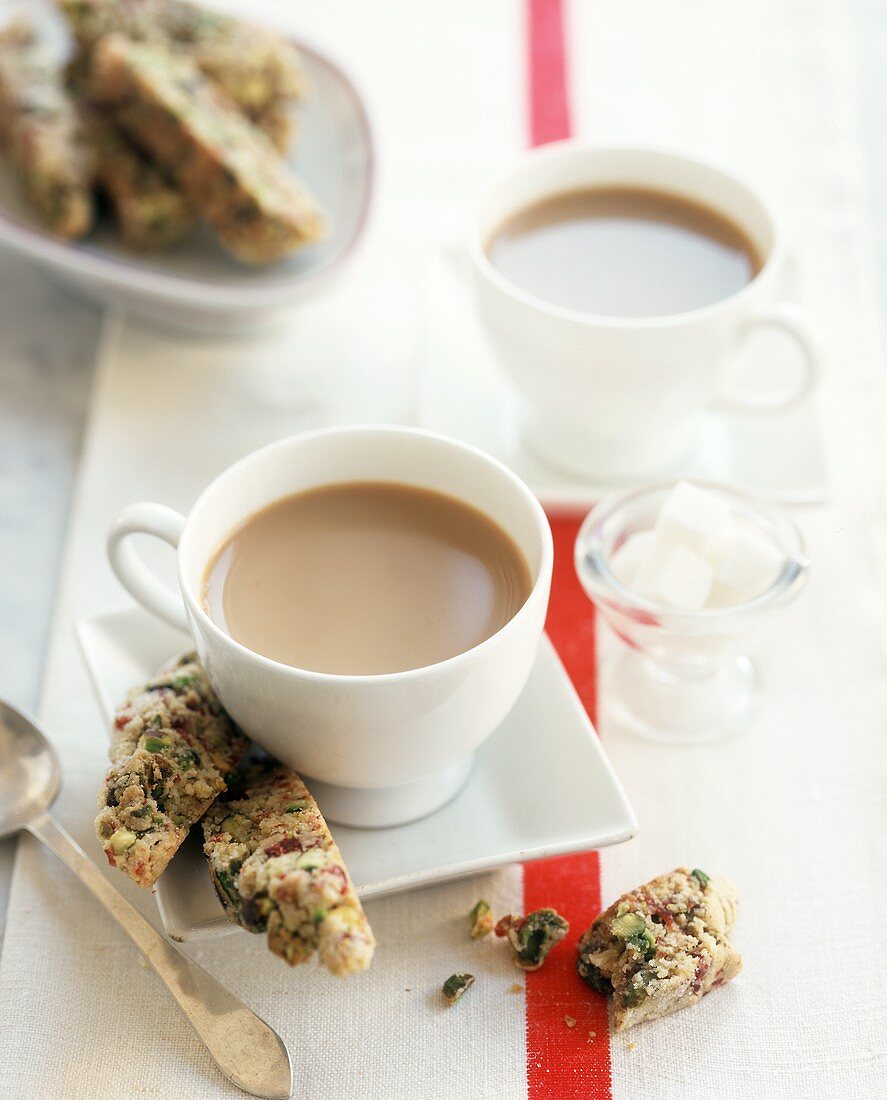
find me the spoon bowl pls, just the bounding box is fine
[0,699,60,838]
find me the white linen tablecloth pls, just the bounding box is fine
[1,1,886,1097]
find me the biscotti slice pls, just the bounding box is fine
[181,11,308,113]
[0,22,94,238]
[56,0,308,113]
[89,34,325,262]
[203,763,375,975]
[59,0,304,151]
[251,100,299,155]
[96,654,248,887]
[577,867,742,1031]
[88,111,194,249]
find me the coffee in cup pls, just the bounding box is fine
[202,480,532,675]
[485,185,764,318]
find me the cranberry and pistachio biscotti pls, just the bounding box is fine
[57,0,308,116]
[96,654,248,888]
[0,21,94,238]
[577,867,742,1031]
[87,111,195,249]
[89,34,325,262]
[203,763,375,975]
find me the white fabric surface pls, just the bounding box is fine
[1,0,886,1097]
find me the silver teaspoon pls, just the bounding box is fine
[0,698,293,1099]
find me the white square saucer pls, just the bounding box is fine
[77,607,637,942]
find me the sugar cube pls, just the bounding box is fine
[655,481,734,556]
[701,525,737,572]
[713,526,785,601]
[634,543,714,610]
[610,530,657,587]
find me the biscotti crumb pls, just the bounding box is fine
[442,973,475,1006]
[495,908,569,971]
[564,1015,577,1028]
[469,899,495,939]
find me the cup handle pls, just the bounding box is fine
[107,503,189,632]
[718,302,822,412]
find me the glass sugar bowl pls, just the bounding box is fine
[574,481,809,744]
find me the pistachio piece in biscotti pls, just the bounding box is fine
[88,34,325,263]
[576,867,742,1031]
[203,762,375,975]
[469,899,495,940]
[95,654,248,888]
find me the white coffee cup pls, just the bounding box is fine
[107,426,553,828]
[470,142,822,482]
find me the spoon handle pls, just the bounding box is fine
[27,811,293,1100]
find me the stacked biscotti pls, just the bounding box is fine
[96,654,374,976]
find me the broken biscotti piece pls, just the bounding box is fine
[87,111,195,249]
[56,0,308,115]
[496,908,569,970]
[89,34,325,262]
[96,654,249,888]
[0,22,94,238]
[577,867,742,1031]
[203,762,375,975]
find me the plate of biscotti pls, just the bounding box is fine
[0,0,373,331]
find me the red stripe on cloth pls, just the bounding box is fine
[544,513,599,725]
[527,0,573,145]
[524,854,611,1099]
[522,514,612,1098]
[523,5,611,1092]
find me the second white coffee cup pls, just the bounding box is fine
[470,142,822,482]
